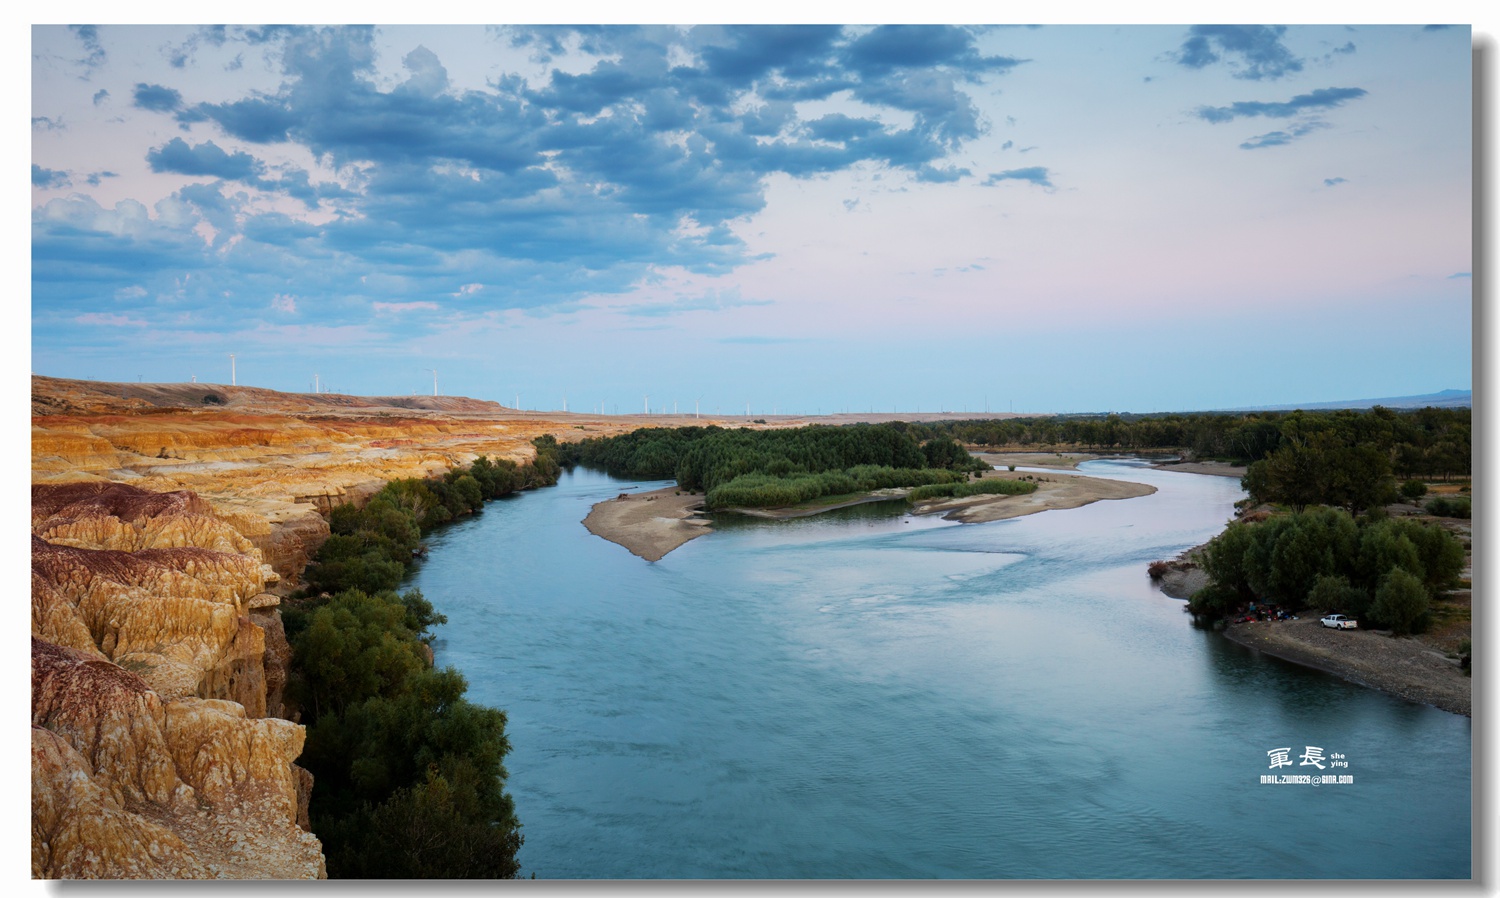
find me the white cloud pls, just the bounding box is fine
[75,312,147,327]
[373,301,441,314]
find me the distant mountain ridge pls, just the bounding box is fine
[1224,389,1471,412]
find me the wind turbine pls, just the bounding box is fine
[425,368,438,397]
[229,353,236,386]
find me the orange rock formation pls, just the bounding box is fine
[29,375,745,879]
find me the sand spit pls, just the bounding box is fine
[976,452,1098,470]
[582,486,712,562]
[913,471,1156,523]
[585,471,1158,560]
[1151,459,1248,478]
[721,489,912,520]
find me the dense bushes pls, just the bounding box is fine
[1188,507,1464,633]
[284,437,562,878]
[1425,496,1471,519]
[907,478,1038,502]
[906,406,1470,481]
[706,466,966,509]
[563,423,988,509]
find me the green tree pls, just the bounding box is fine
[1371,568,1429,636]
[1400,480,1429,501]
[289,589,430,719]
[1308,573,1371,619]
[359,760,524,879]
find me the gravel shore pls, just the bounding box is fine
[1221,618,1470,716]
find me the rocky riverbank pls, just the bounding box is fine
[1222,618,1471,716]
[1149,532,1471,718]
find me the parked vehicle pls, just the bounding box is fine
[1321,614,1358,630]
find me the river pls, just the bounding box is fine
[404,459,1471,879]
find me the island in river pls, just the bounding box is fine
[582,466,1156,562]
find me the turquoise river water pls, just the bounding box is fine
[404,459,1471,879]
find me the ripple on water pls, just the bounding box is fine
[408,464,1471,880]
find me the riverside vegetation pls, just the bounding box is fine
[282,437,563,878]
[910,406,1470,481]
[1152,406,1474,676]
[560,423,1025,510]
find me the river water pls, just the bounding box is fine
[405,459,1471,879]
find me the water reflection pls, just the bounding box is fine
[407,462,1470,879]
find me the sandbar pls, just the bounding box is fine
[911,470,1156,523]
[1151,459,1247,478]
[582,486,711,562]
[585,470,1158,560]
[976,451,1098,470]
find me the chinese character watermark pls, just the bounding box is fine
[1261,746,1352,785]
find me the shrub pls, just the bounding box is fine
[1308,573,1371,619]
[1370,568,1429,636]
[1426,496,1471,519]
[1400,480,1429,501]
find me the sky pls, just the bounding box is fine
[28,17,1478,415]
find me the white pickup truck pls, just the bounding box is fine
[1321,614,1358,630]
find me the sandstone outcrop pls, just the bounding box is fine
[32,639,323,879]
[30,481,321,879]
[28,375,708,880]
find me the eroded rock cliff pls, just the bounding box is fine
[28,375,704,880]
[30,482,321,879]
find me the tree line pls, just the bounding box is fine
[561,423,990,509]
[1187,507,1465,636]
[910,406,1470,480]
[282,436,563,878]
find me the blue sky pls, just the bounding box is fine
[28,19,1477,414]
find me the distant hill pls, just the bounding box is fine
[1225,389,1471,412]
[30,375,511,416]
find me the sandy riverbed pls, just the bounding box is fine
[976,451,1098,470]
[1151,459,1248,478]
[581,486,712,562]
[584,470,1157,560]
[913,470,1156,523]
